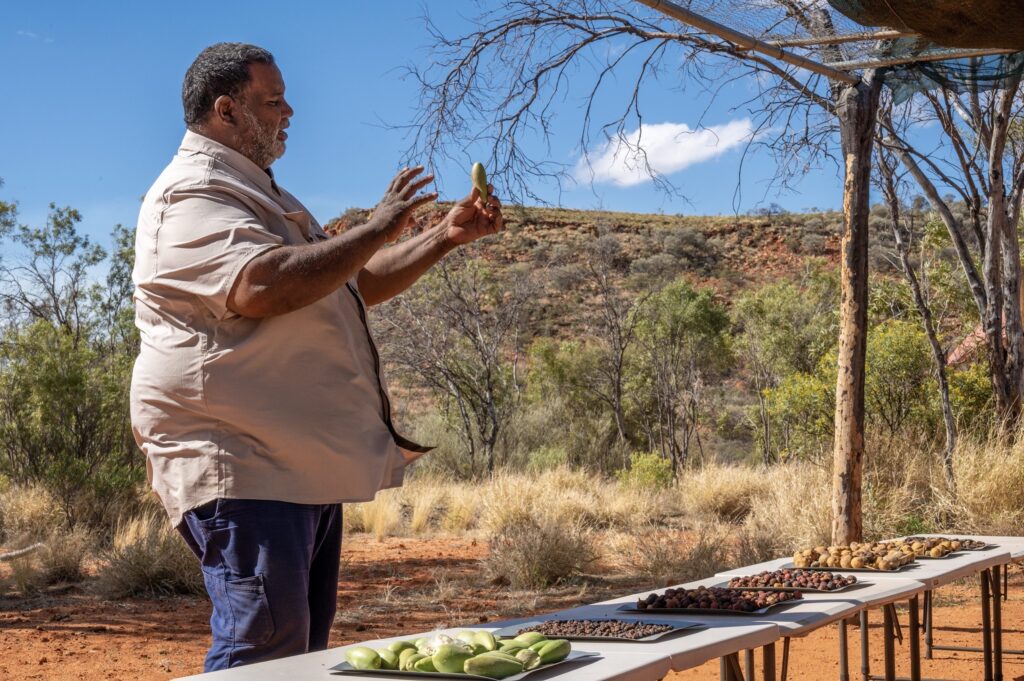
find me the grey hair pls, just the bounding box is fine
[182,42,275,127]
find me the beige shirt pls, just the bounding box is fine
[130,130,424,526]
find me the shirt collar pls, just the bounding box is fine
[179,129,281,196]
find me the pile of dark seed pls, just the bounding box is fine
[636,586,802,612]
[518,619,675,640]
[728,569,857,591]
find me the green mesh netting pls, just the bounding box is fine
[828,0,1024,100]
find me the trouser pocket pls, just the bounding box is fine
[206,572,276,646]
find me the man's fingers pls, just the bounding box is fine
[393,165,424,194]
[403,173,435,199]
[405,191,439,212]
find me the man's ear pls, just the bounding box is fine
[212,94,237,126]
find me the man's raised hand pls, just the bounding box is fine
[444,184,503,246]
[373,166,438,243]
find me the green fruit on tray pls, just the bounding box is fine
[464,653,524,679]
[515,648,542,670]
[377,649,400,670]
[413,655,438,672]
[513,631,547,647]
[398,648,420,670]
[433,644,474,673]
[344,646,382,670]
[403,653,426,671]
[474,630,498,652]
[388,640,416,654]
[537,639,571,664]
[498,641,525,654]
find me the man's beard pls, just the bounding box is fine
[238,105,285,169]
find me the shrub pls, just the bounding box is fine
[484,515,596,589]
[95,512,204,597]
[38,526,93,584]
[746,464,831,550]
[526,446,569,473]
[680,465,770,522]
[616,452,673,490]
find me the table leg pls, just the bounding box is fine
[861,610,871,681]
[883,604,896,681]
[781,637,790,681]
[981,569,993,681]
[763,643,777,681]
[728,653,745,681]
[924,590,933,659]
[840,617,850,681]
[991,567,1002,681]
[720,657,727,681]
[909,595,921,681]
[745,648,755,681]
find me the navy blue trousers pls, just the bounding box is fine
[177,499,343,672]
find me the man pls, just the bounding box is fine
[130,43,502,671]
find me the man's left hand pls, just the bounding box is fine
[443,185,503,246]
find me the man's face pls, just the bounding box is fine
[236,62,293,169]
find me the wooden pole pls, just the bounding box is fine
[832,71,882,545]
[635,0,861,84]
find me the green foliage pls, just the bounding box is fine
[949,361,993,430]
[764,369,835,460]
[616,452,674,490]
[0,320,141,527]
[526,446,569,473]
[0,203,143,530]
[865,320,933,435]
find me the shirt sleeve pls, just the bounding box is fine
[154,186,284,319]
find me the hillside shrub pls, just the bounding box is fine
[616,452,673,490]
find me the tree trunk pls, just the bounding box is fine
[831,72,881,546]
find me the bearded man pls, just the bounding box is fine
[130,43,501,671]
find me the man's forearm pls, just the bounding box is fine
[358,223,456,306]
[229,219,390,317]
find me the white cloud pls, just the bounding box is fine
[17,30,39,39]
[575,119,754,187]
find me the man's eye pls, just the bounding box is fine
[269,100,280,106]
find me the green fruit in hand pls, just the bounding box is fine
[537,639,571,664]
[433,643,475,673]
[388,640,416,654]
[464,654,524,679]
[515,649,542,670]
[513,631,547,647]
[345,646,382,670]
[474,630,498,652]
[398,648,420,670]
[471,162,489,204]
[377,649,400,670]
[413,656,438,672]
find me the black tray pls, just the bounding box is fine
[904,538,997,552]
[784,562,916,574]
[331,650,600,680]
[616,598,799,617]
[494,618,706,643]
[716,579,866,594]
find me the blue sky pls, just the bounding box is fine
[1,1,853,250]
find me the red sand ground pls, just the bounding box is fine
[1,537,1022,681]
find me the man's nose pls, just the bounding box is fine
[282,98,294,118]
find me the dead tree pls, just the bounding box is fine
[880,75,1024,428]
[407,0,880,543]
[875,134,958,490]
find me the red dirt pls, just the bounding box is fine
[1,537,1022,681]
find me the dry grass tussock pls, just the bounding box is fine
[680,465,771,522]
[745,463,832,550]
[604,523,734,585]
[936,432,1024,534]
[0,484,63,543]
[484,515,597,589]
[94,512,203,597]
